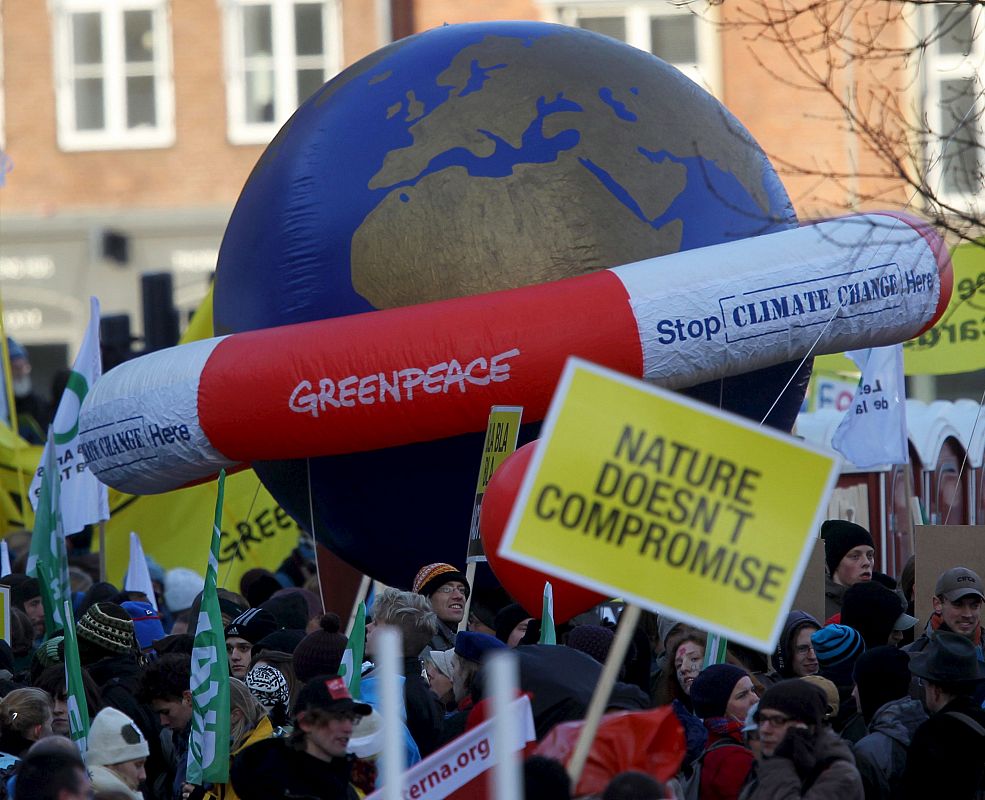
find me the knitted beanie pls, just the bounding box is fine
[852,645,912,723]
[690,663,748,719]
[455,631,507,663]
[426,648,457,681]
[86,707,149,767]
[821,519,873,576]
[841,581,908,649]
[293,613,347,682]
[494,603,533,644]
[566,625,615,665]
[811,624,865,688]
[254,628,306,655]
[413,563,470,598]
[77,602,137,655]
[121,601,166,652]
[225,607,280,645]
[757,679,826,728]
[246,663,291,711]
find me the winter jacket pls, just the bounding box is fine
[824,576,847,621]
[700,723,754,800]
[230,736,360,800]
[89,764,144,800]
[740,728,863,800]
[851,697,927,800]
[770,611,821,680]
[900,695,985,800]
[904,618,985,705]
[201,716,275,800]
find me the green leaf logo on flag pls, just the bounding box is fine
[539,582,556,645]
[28,429,70,636]
[340,602,365,699]
[187,471,231,786]
[62,599,90,754]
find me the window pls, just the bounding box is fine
[544,2,720,96]
[53,0,174,150]
[222,0,342,145]
[922,3,984,207]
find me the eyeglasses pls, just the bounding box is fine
[794,644,815,656]
[757,712,794,728]
[434,584,467,594]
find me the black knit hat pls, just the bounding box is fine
[841,581,915,649]
[566,625,615,665]
[821,519,873,576]
[225,607,279,645]
[757,678,826,728]
[293,614,347,682]
[852,646,912,723]
[494,603,532,644]
[254,628,306,655]
[690,664,748,719]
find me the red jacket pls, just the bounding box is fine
[700,727,754,800]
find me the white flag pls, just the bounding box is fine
[125,531,158,611]
[0,540,9,577]
[29,297,109,533]
[831,345,909,469]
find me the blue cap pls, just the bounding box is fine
[454,631,507,662]
[121,601,166,652]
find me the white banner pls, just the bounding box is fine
[831,345,909,469]
[29,297,109,533]
[124,531,158,611]
[366,695,535,800]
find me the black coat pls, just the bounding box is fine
[901,695,985,800]
[230,737,359,800]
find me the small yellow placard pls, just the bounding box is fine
[499,359,840,652]
[467,406,523,563]
[0,585,9,644]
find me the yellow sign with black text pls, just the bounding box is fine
[499,359,840,652]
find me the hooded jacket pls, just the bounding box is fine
[851,697,927,800]
[824,575,847,622]
[230,736,359,800]
[770,611,820,680]
[741,727,863,799]
[89,764,144,800]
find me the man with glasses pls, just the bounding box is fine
[413,562,471,651]
[231,674,371,800]
[742,679,863,798]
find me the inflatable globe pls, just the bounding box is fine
[214,21,806,587]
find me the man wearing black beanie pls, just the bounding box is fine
[745,679,863,798]
[821,519,874,620]
[851,646,927,800]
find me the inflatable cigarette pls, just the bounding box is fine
[80,212,951,494]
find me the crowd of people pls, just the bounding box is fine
[0,517,982,799]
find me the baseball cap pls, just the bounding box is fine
[935,568,985,603]
[295,675,372,718]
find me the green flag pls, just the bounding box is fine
[62,599,90,754]
[539,581,556,645]
[27,430,70,636]
[187,471,231,786]
[341,602,366,699]
[703,631,728,667]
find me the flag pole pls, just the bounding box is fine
[98,521,107,582]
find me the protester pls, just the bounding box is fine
[412,562,470,651]
[900,631,985,799]
[840,581,917,648]
[224,608,279,679]
[0,687,53,757]
[122,601,167,657]
[138,653,192,799]
[163,569,202,619]
[247,650,301,727]
[603,770,667,799]
[14,735,92,800]
[689,664,757,800]
[423,648,456,711]
[364,588,444,756]
[822,519,875,619]
[851,646,927,800]
[493,603,534,647]
[523,755,572,800]
[86,707,150,800]
[742,679,863,799]
[811,624,867,742]
[230,675,371,799]
[653,626,709,764]
[7,338,47,443]
[34,664,103,738]
[566,624,617,668]
[768,611,820,682]
[0,573,44,641]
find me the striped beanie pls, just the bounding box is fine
[811,624,865,688]
[225,607,279,645]
[77,602,138,655]
[413,563,470,598]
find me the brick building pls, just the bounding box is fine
[0,0,980,394]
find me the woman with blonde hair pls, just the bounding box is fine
[0,687,53,760]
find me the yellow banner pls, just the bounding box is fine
[0,284,301,592]
[499,359,839,651]
[904,240,985,375]
[467,406,523,562]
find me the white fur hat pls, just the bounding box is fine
[85,707,149,767]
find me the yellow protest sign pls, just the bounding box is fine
[904,240,985,375]
[499,358,840,652]
[467,406,523,563]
